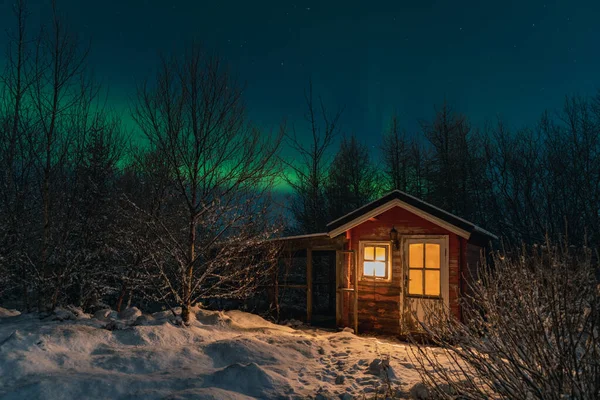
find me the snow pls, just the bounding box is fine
[0,308,20,318]
[0,306,441,399]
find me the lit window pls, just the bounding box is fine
[362,243,390,280]
[408,242,441,296]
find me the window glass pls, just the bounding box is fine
[424,270,441,296]
[409,269,423,295]
[364,261,386,277]
[425,243,440,269]
[364,246,374,261]
[362,243,390,279]
[375,246,386,261]
[408,240,443,296]
[409,243,423,268]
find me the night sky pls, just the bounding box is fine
[1,0,599,150]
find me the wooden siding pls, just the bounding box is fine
[464,242,483,295]
[341,205,462,335]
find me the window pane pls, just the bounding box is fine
[364,261,386,277]
[409,243,423,268]
[425,270,441,296]
[375,246,386,261]
[408,269,423,295]
[364,246,374,261]
[425,243,440,269]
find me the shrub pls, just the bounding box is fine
[409,240,600,399]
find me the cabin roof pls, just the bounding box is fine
[269,232,328,241]
[326,190,497,244]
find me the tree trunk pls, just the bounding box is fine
[116,281,127,312]
[182,213,196,325]
[181,302,191,324]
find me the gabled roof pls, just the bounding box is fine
[326,190,497,244]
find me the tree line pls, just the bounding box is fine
[288,88,600,249]
[1,1,598,318]
[0,1,282,322]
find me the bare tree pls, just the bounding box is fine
[27,0,103,310]
[284,80,342,233]
[381,115,410,192]
[420,101,485,220]
[0,0,36,307]
[111,146,180,312]
[544,96,600,245]
[408,241,600,399]
[67,113,127,309]
[326,134,379,220]
[131,46,283,323]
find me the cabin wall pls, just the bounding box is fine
[464,242,484,295]
[341,206,461,335]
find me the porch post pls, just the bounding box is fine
[335,250,342,327]
[353,249,358,333]
[306,248,313,323]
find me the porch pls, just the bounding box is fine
[272,233,359,333]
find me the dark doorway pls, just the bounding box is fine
[311,250,336,328]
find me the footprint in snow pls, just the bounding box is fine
[332,351,348,357]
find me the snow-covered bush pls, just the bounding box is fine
[409,240,600,399]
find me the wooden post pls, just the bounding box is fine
[353,250,358,334]
[306,248,313,323]
[335,250,342,327]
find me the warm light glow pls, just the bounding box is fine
[364,261,386,277]
[362,244,390,279]
[409,243,423,268]
[425,270,441,296]
[426,243,440,269]
[408,241,442,296]
[409,269,423,294]
[375,247,386,261]
[364,246,374,260]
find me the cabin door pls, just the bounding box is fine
[335,249,358,333]
[400,236,449,333]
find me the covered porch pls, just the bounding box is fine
[272,233,359,332]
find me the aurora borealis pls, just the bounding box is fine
[0,0,598,157]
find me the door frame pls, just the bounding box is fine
[335,249,358,333]
[400,235,449,330]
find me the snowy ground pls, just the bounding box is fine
[0,305,439,399]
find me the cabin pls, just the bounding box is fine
[274,190,496,336]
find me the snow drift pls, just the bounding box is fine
[0,306,428,399]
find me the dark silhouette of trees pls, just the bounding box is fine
[0,0,35,305]
[483,96,600,246]
[284,80,342,233]
[420,102,486,222]
[381,114,432,199]
[326,134,379,220]
[0,0,120,311]
[381,115,411,192]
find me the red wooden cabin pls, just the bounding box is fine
[277,190,497,336]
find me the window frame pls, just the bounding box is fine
[404,236,448,300]
[359,241,392,282]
